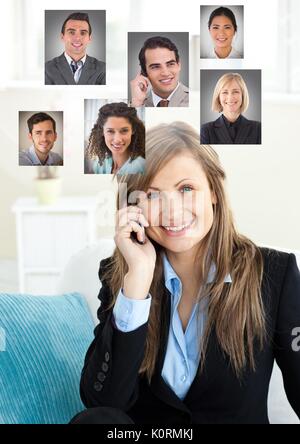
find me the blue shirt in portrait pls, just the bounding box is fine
[92,155,145,174]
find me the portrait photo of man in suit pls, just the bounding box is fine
[200,69,261,144]
[19,112,63,166]
[45,11,106,85]
[129,33,189,107]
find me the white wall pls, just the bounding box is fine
[1,87,299,259]
[0,0,300,259]
[0,87,119,259]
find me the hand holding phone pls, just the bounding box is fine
[114,205,156,275]
[130,72,149,107]
[130,222,146,245]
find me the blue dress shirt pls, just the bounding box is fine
[113,254,232,399]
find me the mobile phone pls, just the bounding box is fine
[130,222,145,245]
[138,73,149,94]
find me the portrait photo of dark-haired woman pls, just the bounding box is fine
[84,101,145,175]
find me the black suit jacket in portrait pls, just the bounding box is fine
[200,115,261,145]
[45,53,106,85]
[80,248,300,424]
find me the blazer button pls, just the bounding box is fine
[97,372,106,382]
[105,352,110,362]
[94,381,103,392]
[102,362,109,372]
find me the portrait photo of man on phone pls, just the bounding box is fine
[128,33,189,108]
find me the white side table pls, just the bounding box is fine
[12,196,101,295]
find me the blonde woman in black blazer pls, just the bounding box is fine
[71,123,299,424]
[201,73,261,144]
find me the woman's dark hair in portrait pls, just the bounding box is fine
[208,6,238,32]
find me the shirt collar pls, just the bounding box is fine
[64,52,86,66]
[29,145,43,165]
[162,253,181,296]
[104,155,133,174]
[151,82,180,107]
[29,145,53,165]
[222,114,242,128]
[162,252,232,296]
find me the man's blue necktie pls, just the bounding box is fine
[70,61,79,74]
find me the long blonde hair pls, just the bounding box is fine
[103,122,265,380]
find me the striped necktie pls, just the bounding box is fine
[70,60,79,74]
[70,60,83,83]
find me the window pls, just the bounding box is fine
[131,0,300,96]
[1,0,299,97]
[1,0,130,87]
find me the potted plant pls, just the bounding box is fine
[35,166,61,204]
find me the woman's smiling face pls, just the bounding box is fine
[219,79,243,115]
[209,15,235,51]
[138,153,216,254]
[103,117,133,155]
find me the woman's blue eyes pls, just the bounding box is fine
[181,186,193,193]
[146,186,193,200]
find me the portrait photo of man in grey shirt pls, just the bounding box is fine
[19,112,63,166]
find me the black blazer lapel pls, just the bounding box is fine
[57,54,76,85]
[235,115,252,144]
[213,116,233,144]
[183,328,223,406]
[78,55,95,85]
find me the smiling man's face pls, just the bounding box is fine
[144,47,181,99]
[61,19,91,60]
[29,120,57,157]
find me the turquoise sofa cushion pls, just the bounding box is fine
[0,293,94,424]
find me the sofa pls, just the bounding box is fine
[0,238,299,424]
